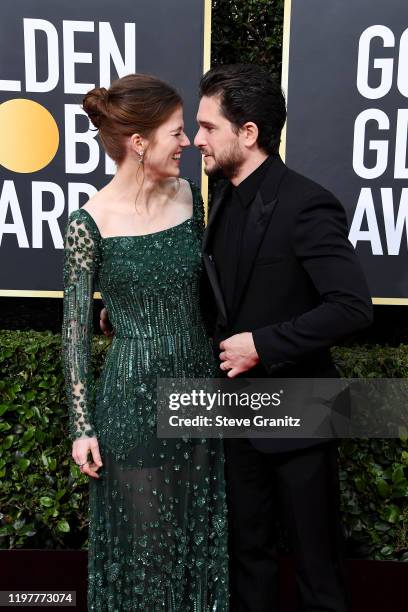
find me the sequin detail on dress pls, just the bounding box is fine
[62,180,229,611]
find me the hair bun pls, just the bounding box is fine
[82,87,109,129]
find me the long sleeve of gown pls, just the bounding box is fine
[61,209,101,440]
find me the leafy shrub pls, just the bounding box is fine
[333,346,408,561]
[0,331,109,550]
[212,0,284,77]
[0,331,407,559]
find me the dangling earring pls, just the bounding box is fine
[137,150,144,164]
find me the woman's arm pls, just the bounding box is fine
[62,210,103,478]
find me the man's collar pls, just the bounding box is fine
[234,155,276,208]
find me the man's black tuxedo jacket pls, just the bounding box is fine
[201,155,373,452]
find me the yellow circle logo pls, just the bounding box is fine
[0,98,59,173]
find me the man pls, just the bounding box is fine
[194,64,373,611]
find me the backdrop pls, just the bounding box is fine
[283,0,408,302]
[0,0,209,294]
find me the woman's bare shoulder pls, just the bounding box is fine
[81,186,113,227]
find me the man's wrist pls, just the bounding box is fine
[251,328,268,367]
[247,332,260,361]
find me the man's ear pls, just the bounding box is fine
[241,122,259,148]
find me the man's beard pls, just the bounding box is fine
[204,141,244,180]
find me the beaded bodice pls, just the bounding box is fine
[99,217,203,339]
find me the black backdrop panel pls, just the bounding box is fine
[285,0,408,299]
[0,0,206,292]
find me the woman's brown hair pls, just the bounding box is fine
[82,74,182,163]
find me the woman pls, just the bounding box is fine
[62,74,228,611]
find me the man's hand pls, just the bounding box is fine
[100,307,113,337]
[219,332,260,378]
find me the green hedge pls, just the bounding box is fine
[0,330,407,560]
[0,331,108,550]
[211,0,284,77]
[333,347,408,561]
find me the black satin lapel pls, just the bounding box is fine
[201,181,230,326]
[202,181,230,252]
[230,192,278,321]
[202,253,228,326]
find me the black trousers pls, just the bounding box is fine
[224,439,349,612]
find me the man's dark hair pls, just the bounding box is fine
[199,64,286,155]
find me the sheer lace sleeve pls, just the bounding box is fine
[62,209,101,440]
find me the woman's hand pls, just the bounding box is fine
[72,437,103,479]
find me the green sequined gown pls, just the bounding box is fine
[62,181,228,611]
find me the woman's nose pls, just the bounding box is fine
[181,133,191,147]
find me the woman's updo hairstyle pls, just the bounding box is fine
[82,74,182,164]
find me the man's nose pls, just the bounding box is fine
[194,129,204,148]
